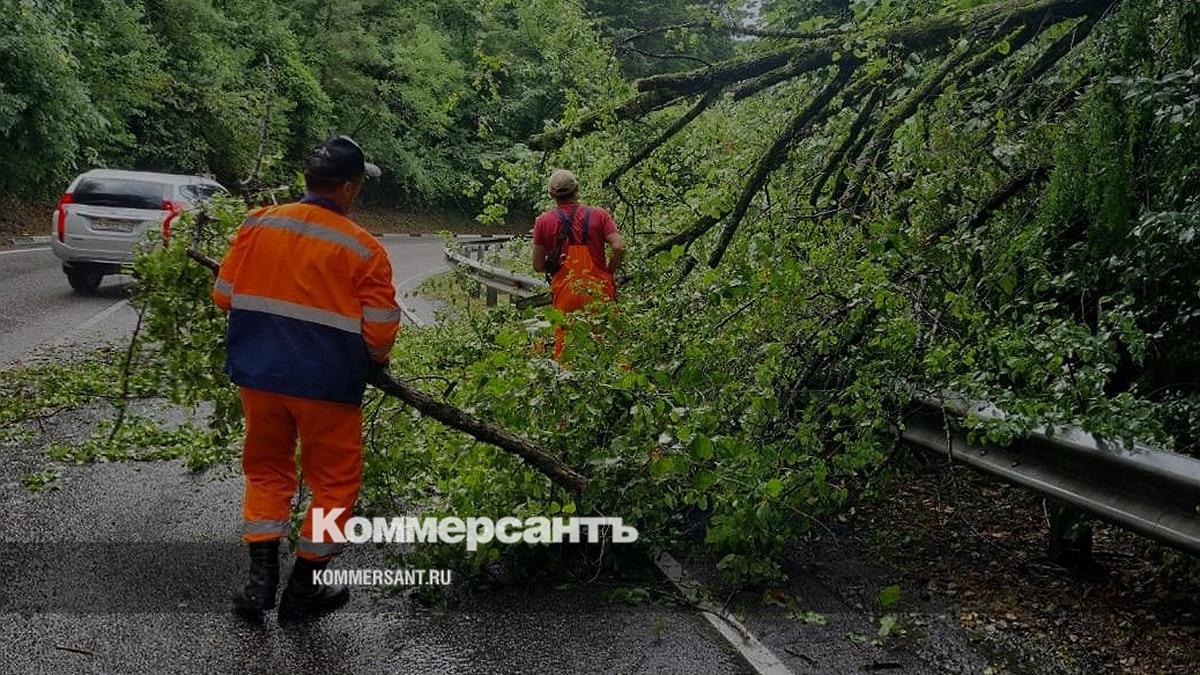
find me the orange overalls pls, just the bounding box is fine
[213,198,400,561]
[548,207,616,358]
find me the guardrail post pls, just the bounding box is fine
[1047,500,1093,567]
[473,247,484,299]
[486,287,498,307]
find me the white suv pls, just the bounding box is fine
[51,169,226,293]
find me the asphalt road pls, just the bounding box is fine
[0,238,751,674]
[0,237,448,366]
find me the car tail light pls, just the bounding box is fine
[55,193,73,242]
[162,200,183,241]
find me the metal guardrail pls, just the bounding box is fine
[443,237,550,307]
[442,236,1200,559]
[902,396,1200,558]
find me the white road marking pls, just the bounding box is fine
[392,257,445,328]
[654,552,794,675]
[0,247,50,256]
[399,304,425,327]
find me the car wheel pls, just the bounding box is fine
[66,270,103,294]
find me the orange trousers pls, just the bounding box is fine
[550,245,616,359]
[239,387,363,561]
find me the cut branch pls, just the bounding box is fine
[371,372,589,495]
[604,90,722,187]
[707,62,859,268]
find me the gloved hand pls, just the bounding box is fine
[367,359,391,387]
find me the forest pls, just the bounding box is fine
[4,0,1199,585]
[0,0,730,207]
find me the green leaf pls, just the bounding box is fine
[650,457,676,478]
[877,584,902,609]
[691,434,714,460]
[763,478,784,499]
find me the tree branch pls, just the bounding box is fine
[1004,9,1106,104]
[729,25,846,40]
[371,371,589,494]
[616,45,714,69]
[604,90,722,187]
[649,213,721,256]
[924,165,1051,245]
[840,45,976,206]
[707,62,859,268]
[951,21,1044,91]
[810,83,887,207]
[242,54,274,189]
[615,18,845,46]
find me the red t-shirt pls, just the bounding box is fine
[533,202,617,271]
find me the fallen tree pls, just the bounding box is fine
[528,0,1111,151]
[529,0,1115,270]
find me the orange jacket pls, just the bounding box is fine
[212,198,400,404]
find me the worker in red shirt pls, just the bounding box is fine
[213,136,401,620]
[531,170,625,358]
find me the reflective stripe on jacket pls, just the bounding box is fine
[212,201,400,404]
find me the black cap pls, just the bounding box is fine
[305,135,381,184]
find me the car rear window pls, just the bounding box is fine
[179,183,226,202]
[73,178,167,210]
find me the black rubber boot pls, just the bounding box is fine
[232,540,280,620]
[278,557,350,620]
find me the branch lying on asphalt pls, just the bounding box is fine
[368,371,588,494]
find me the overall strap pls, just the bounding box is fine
[553,208,576,244]
[578,207,592,244]
[554,206,592,245]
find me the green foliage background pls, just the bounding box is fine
[0,0,708,207]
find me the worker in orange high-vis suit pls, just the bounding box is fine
[532,170,625,358]
[213,136,401,621]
